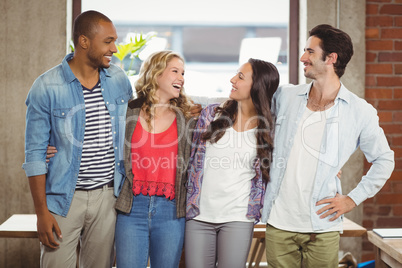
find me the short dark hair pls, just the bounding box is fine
[309,24,354,78]
[73,10,112,46]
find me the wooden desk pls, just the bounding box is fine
[367,230,402,268]
[342,217,368,237]
[0,214,37,238]
[1,215,369,268]
[0,214,103,268]
[247,218,367,268]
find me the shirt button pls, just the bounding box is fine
[115,147,117,150]
[62,113,65,116]
[117,163,120,166]
[121,100,124,103]
[111,117,114,120]
[102,88,104,91]
[114,131,116,134]
[106,102,109,104]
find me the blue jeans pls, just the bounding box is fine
[115,194,185,268]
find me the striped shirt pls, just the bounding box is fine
[76,81,115,189]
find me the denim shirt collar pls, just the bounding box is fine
[298,81,351,104]
[61,53,111,84]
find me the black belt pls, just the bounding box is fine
[76,181,114,191]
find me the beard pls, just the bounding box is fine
[87,48,110,69]
[304,69,315,80]
[304,60,327,80]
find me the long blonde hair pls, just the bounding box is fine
[135,50,192,129]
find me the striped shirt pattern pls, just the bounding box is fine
[76,81,115,189]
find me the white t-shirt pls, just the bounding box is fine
[268,106,342,232]
[194,127,257,223]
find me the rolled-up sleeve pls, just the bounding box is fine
[22,78,51,177]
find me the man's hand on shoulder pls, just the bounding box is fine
[316,193,356,221]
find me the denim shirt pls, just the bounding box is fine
[261,82,394,231]
[22,53,133,217]
[186,103,266,223]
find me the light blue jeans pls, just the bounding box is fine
[115,194,185,268]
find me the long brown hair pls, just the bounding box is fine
[202,58,279,182]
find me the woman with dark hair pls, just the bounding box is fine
[185,58,280,268]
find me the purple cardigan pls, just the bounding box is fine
[186,103,266,223]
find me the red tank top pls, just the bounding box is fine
[131,118,178,199]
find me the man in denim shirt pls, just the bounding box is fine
[262,24,394,267]
[22,11,132,267]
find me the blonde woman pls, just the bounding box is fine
[114,51,197,268]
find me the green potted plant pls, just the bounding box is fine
[113,32,156,76]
